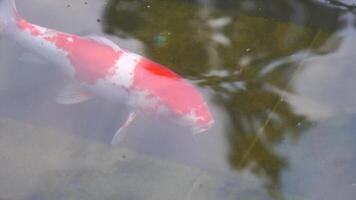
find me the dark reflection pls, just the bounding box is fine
[100,0,350,198]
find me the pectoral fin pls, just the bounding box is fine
[111,111,138,145]
[56,83,92,104]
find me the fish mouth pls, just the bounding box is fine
[191,120,214,134]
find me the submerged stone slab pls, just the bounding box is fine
[0,117,222,200]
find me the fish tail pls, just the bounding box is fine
[0,0,17,34]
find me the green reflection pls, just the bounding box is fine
[102,0,336,198]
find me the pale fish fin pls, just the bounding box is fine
[56,83,92,104]
[18,52,47,64]
[86,34,121,51]
[111,111,138,145]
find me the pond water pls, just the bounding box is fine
[0,0,355,199]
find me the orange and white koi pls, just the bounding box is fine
[0,0,214,143]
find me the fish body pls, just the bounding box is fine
[0,0,214,136]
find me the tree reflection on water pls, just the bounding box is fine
[101,0,342,197]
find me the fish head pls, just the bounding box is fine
[180,101,214,134]
[129,56,214,134]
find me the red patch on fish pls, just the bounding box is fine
[51,34,122,83]
[16,16,41,36]
[16,16,121,83]
[132,59,213,125]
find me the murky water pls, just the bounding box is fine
[0,0,356,199]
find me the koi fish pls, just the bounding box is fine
[0,0,214,144]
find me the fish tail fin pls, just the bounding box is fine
[0,0,17,34]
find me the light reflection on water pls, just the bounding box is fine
[0,0,356,199]
[289,13,356,120]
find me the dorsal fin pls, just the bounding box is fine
[86,34,121,51]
